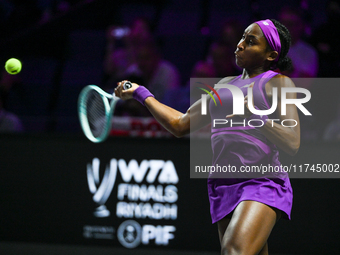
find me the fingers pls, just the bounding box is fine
[114,80,125,98]
[115,80,128,90]
[115,80,138,100]
[117,80,128,87]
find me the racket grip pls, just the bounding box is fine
[123,81,132,90]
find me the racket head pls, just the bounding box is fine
[78,85,118,143]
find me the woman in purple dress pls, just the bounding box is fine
[115,19,299,255]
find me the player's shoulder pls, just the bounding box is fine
[216,76,237,85]
[268,73,296,88]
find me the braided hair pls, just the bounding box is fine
[269,19,293,71]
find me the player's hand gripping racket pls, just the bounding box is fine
[78,81,132,143]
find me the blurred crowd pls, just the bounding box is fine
[1,0,340,142]
[0,0,86,36]
[102,16,242,116]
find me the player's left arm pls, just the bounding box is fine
[260,74,301,156]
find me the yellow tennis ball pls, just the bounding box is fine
[5,58,22,75]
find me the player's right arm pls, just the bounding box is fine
[115,82,211,137]
[144,96,211,137]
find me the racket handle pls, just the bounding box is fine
[123,81,132,90]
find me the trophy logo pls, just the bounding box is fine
[87,158,117,217]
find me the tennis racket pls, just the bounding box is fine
[78,81,132,143]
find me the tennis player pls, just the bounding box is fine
[115,19,299,255]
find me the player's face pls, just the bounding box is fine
[234,23,271,70]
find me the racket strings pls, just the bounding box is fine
[86,90,107,138]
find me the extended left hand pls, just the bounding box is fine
[114,80,139,100]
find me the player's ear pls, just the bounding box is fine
[267,51,279,62]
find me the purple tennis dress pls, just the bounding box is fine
[208,70,293,223]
